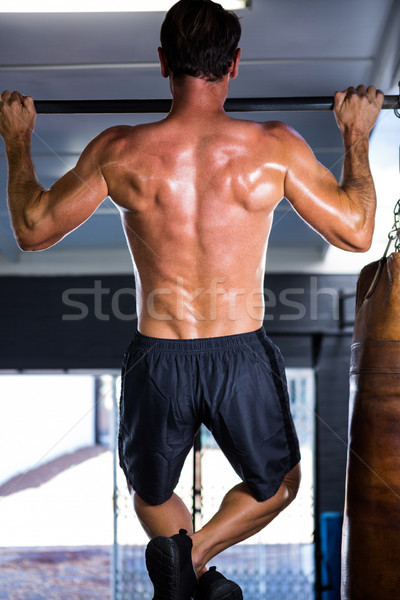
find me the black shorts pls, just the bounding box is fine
[118,327,300,505]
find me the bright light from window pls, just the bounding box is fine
[0,0,248,13]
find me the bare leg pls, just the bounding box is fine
[133,491,194,538]
[134,463,301,578]
[191,464,301,574]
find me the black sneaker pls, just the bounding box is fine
[194,567,243,600]
[145,528,197,600]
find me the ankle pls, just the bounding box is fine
[196,565,208,581]
[191,551,206,579]
[189,533,208,579]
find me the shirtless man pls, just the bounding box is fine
[0,0,383,598]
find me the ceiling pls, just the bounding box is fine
[0,0,399,275]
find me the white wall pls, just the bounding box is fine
[0,374,95,486]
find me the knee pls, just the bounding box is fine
[283,463,301,507]
[134,490,172,514]
[133,491,155,514]
[126,482,154,515]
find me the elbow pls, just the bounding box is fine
[16,240,42,252]
[331,226,373,253]
[350,241,372,253]
[355,238,373,253]
[15,228,50,252]
[341,210,375,252]
[14,226,37,251]
[352,220,374,252]
[344,229,373,253]
[14,230,36,252]
[336,188,376,252]
[17,242,41,252]
[13,192,50,251]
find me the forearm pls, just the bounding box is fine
[331,85,384,250]
[5,135,46,247]
[339,130,376,248]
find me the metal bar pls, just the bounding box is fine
[0,57,372,72]
[34,95,399,114]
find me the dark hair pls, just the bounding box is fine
[160,0,241,82]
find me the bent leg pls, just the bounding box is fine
[191,463,301,575]
[134,463,300,577]
[134,490,194,538]
[133,464,301,575]
[137,494,199,600]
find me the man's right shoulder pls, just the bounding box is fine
[259,120,312,159]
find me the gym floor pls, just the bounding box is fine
[0,446,112,600]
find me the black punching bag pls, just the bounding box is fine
[341,253,400,599]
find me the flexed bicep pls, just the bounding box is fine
[281,123,374,252]
[31,141,109,250]
[8,131,109,251]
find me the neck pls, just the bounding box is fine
[168,75,229,119]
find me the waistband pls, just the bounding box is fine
[132,327,267,353]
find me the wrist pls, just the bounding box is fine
[342,127,370,145]
[5,133,32,156]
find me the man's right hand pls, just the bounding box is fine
[0,90,37,145]
[333,84,384,138]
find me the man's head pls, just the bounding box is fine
[159,0,241,82]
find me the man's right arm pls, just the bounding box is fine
[281,85,384,252]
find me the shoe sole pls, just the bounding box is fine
[202,580,243,600]
[145,536,181,600]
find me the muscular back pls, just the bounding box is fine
[103,115,286,338]
[2,84,378,339]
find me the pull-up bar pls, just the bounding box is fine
[34,95,399,114]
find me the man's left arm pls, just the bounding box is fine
[0,90,108,251]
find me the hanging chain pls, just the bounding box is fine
[384,199,400,256]
[382,83,400,255]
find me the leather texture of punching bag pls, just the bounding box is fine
[341,253,400,599]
